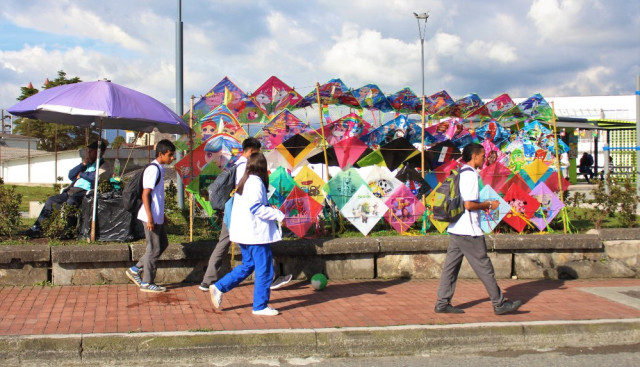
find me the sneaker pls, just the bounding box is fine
[140,283,166,293]
[252,306,279,316]
[198,283,209,291]
[125,268,142,287]
[210,285,223,309]
[494,299,522,315]
[270,274,293,290]
[434,304,465,314]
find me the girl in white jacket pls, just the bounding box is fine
[209,153,285,316]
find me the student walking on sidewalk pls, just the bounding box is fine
[434,143,522,315]
[209,153,285,316]
[126,139,176,293]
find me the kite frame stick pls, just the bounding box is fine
[189,96,195,242]
[550,101,568,233]
[316,83,336,236]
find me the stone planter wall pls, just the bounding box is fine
[0,229,638,286]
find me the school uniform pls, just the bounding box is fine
[214,174,284,311]
[134,160,168,285]
[435,164,505,309]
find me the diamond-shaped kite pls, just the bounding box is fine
[280,186,324,238]
[384,185,426,234]
[340,185,388,236]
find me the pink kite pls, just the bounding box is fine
[384,185,426,233]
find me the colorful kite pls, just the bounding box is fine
[424,183,450,233]
[520,159,552,189]
[196,104,249,143]
[188,76,267,123]
[502,184,540,233]
[333,136,370,169]
[353,84,394,112]
[425,140,461,169]
[174,133,242,185]
[254,109,314,150]
[395,164,431,199]
[485,93,516,119]
[294,78,361,109]
[324,168,368,210]
[427,90,455,114]
[529,182,564,231]
[378,137,420,171]
[475,120,511,147]
[384,184,426,234]
[268,166,298,207]
[250,76,302,116]
[387,87,424,114]
[365,165,404,200]
[340,185,388,236]
[280,186,324,238]
[294,165,326,204]
[276,134,316,169]
[478,185,510,233]
[479,162,512,193]
[318,113,371,146]
[360,115,426,149]
[543,171,571,193]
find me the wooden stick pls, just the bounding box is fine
[550,101,567,233]
[189,96,195,243]
[316,83,335,237]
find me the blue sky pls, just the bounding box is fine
[1,0,639,116]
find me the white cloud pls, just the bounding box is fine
[431,33,461,56]
[467,40,518,63]
[321,24,419,87]
[547,66,617,96]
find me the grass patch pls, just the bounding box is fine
[11,185,56,212]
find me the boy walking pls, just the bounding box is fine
[126,139,176,292]
[434,143,522,315]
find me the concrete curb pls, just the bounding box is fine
[1,319,639,365]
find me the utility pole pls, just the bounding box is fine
[176,0,185,209]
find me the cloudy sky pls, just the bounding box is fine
[1,0,638,114]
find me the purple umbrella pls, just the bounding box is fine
[7,80,189,241]
[7,80,188,134]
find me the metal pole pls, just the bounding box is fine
[636,75,639,197]
[176,0,185,210]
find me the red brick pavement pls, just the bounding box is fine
[1,278,639,336]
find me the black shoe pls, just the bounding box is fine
[494,299,522,315]
[434,304,465,314]
[24,225,42,238]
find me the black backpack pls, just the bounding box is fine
[122,163,161,213]
[208,162,245,211]
[430,167,473,223]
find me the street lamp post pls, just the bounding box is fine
[414,11,429,178]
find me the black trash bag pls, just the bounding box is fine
[79,191,145,242]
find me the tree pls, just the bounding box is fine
[12,70,99,151]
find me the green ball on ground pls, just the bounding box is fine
[310,273,327,290]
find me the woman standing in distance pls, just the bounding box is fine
[209,153,285,316]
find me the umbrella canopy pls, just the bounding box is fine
[384,184,426,234]
[280,186,324,238]
[8,80,189,134]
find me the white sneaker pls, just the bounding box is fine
[252,306,279,316]
[210,285,223,309]
[270,274,293,290]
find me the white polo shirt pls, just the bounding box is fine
[137,160,165,225]
[447,164,483,236]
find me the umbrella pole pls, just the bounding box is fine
[91,119,103,242]
[550,102,567,234]
[189,96,195,242]
[316,82,335,237]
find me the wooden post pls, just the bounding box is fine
[316,83,335,236]
[550,102,567,233]
[189,95,195,242]
[420,95,427,178]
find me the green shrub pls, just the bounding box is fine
[41,203,81,240]
[0,184,23,237]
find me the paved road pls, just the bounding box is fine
[179,344,640,367]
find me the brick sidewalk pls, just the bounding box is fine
[1,278,639,336]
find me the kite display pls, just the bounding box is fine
[174,133,241,185]
[478,185,511,233]
[294,165,326,204]
[353,84,394,112]
[294,78,361,109]
[520,159,553,189]
[387,87,424,114]
[254,109,315,150]
[485,93,516,119]
[340,185,388,236]
[395,164,431,199]
[543,171,571,193]
[365,165,404,200]
[360,115,426,149]
[479,162,512,193]
[197,104,249,143]
[250,76,303,116]
[280,186,324,238]
[324,168,367,210]
[189,76,267,123]
[333,136,370,169]
[425,140,461,169]
[268,166,298,207]
[424,183,450,233]
[502,184,541,233]
[475,120,511,146]
[378,137,421,172]
[318,113,371,146]
[427,90,454,114]
[425,120,457,143]
[384,184,426,234]
[276,134,316,169]
[529,182,564,231]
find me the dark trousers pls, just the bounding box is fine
[202,222,231,285]
[436,234,504,309]
[35,188,86,227]
[135,223,169,284]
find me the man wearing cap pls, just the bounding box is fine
[25,140,109,237]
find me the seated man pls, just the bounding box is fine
[26,140,109,237]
